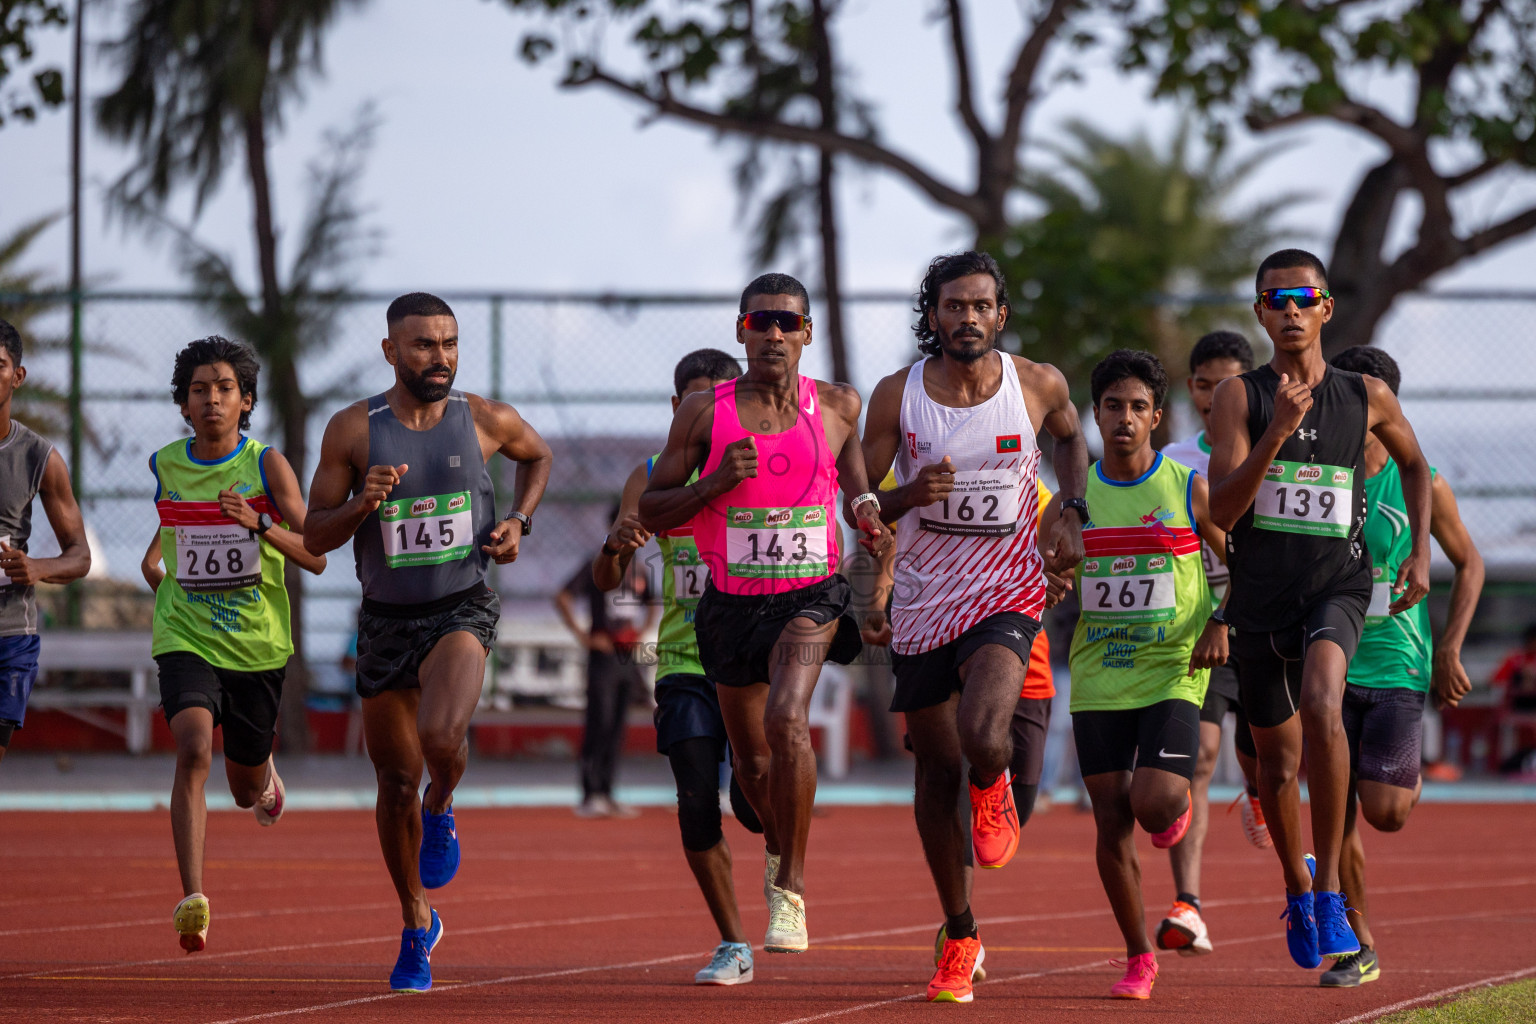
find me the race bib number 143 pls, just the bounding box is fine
[726,506,830,579]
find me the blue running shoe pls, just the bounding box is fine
[1314,890,1361,959]
[419,785,460,890]
[390,908,443,992]
[1282,889,1321,969]
[1305,852,1316,879]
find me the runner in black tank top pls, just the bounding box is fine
[1207,250,1433,974]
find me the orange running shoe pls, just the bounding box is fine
[1149,797,1192,849]
[970,770,1019,869]
[1230,792,1273,849]
[1109,952,1158,999]
[928,933,985,1003]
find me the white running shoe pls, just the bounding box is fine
[764,884,808,953]
[695,941,754,985]
[254,760,285,827]
[1155,900,1213,956]
[763,850,781,904]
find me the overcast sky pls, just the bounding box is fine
[3,0,1533,298]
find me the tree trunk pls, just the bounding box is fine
[810,0,849,384]
[243,11,310,752]
[1322,158,1410,358]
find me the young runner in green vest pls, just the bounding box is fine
[1043,350,1230,1001]
[592,349,762,986]
[140,336,327,954]
[1318,346,1484,988]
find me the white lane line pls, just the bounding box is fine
[1330,965,1536,1023]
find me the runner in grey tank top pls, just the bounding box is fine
[0,320,92,756]
[352,390,497,604]
[304,293,551,992]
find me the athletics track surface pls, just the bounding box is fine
[2,803,1533,1023]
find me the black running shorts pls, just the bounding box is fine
[355,583,500,699]
[155,651,285,767]
[1198,661,1256,759]
[889,612,1042,713]
[693,575,861,688]
[654,673,728,756]
[1342,684,1424,790]
[1072,698,1202,781]
[1230,588,1369,730]
[1010,695,1053,787]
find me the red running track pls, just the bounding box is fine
[2,802,1534,1023]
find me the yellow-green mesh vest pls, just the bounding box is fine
[649,454,707,679]
[1069,453,1210,711]
[151,436,292,671]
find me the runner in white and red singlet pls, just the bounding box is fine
[640,273,890,956]
[862,251,1088,1003]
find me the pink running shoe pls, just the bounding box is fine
[254,761,285,827]
[1149,798,1191,850]
[1109,952,1158,999]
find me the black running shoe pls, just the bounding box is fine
[1320,947,1379,987]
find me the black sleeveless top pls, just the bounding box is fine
[352,391,496,606]
[1225,365,1371,631]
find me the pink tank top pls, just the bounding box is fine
[695,375,841,596]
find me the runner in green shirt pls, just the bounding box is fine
[591,348,762,986]
[1043,349,1230,1000]
[1319,346,1484,988]
[140,336,327,954]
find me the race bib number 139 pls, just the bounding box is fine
[380,491,473,568]
[1254,461,1353,538]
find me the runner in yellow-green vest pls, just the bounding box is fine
[1318,346,1485,988]
[139,336,328,955]
[591,349,763,987]
[1041,350,1230,1000]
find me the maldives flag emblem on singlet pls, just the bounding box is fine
[996,434,1022,453]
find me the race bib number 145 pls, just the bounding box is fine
[380,491,473,568]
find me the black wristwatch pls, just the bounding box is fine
[508,511,532,535]
[1209,607,1228,627]
[255,512,274,536]
[1060,497,1089,524]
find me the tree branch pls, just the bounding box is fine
[997,0,1080,161]
[570,65,987,224]
[944,0,991,152]
[1249,99,1419,156]
[1460,204,1536,259]
[1444,157,1502,190]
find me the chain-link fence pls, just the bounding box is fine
[8,288,1536,664]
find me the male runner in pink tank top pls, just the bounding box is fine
[641,273,891,955]
[862,252,1088,1002]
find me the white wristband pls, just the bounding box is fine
[851,492,880,514]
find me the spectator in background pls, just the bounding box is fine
[1493,624,1536,713]
[1493,624,1536,771]
[556,502,657,817]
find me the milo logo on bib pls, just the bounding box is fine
[380,490,473,568]
[1254,460,1353,539]
[725,505,831,579]
[1112,556,1137,574]
[1147,555,1167,571]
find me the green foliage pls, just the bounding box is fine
[1122,0,1536,166]
[95,0,366,214]
[0,0,67,127]
[1000,120,1298,399]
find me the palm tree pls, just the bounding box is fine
[96,0,370,746]
[0,215,69,435]
[1001,119,1306,415]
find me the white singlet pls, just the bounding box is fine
[890,351,1046,655]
